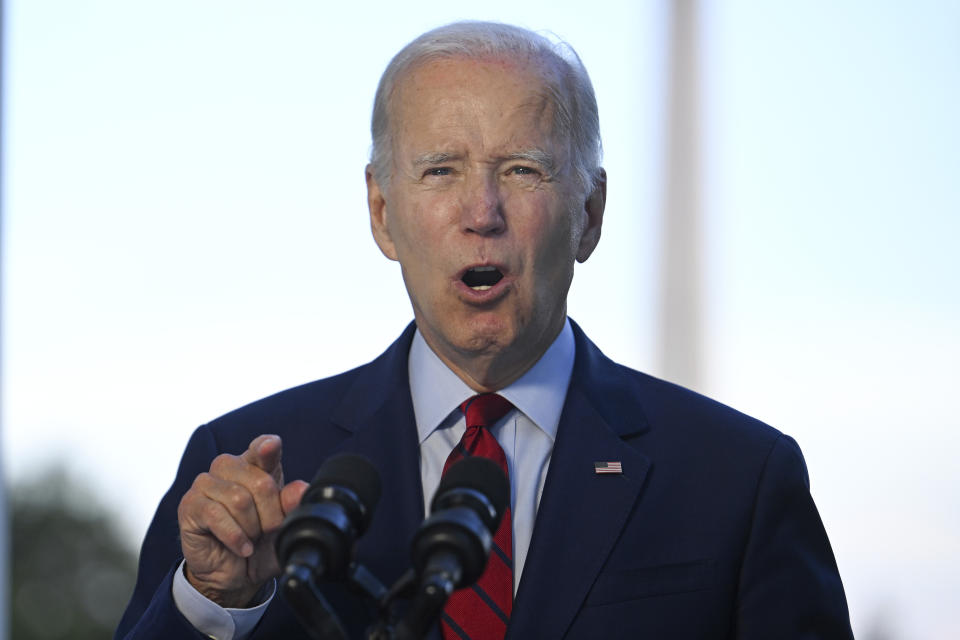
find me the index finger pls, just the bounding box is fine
[241,434,284,486]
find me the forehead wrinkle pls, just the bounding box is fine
[398,109,487,168]
[391,57,569,176]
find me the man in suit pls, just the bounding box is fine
[117,21,853,640]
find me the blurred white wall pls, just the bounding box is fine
[3,1,957,637]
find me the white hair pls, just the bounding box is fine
[369,21,603,196]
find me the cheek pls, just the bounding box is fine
[394,192,453,237]
[528,210,578,270]
[388,197,453,284]
[387,200,430,256]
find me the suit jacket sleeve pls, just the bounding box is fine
[115,425,224,640]
[735,434,853,638]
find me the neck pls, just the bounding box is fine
[418,317,566,393]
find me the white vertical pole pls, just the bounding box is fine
[1,0,8,635]
[659,0,704,391]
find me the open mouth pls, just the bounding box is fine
[461,266,504,291]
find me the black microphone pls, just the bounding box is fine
[275,453,382,585]
[397,457,508,638]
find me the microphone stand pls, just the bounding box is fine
[281,560,349,640]
[389,556,458,640]
[283,560,393,640]
[364,566,452,640]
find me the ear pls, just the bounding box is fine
[576,168,606,263]
[366,164,398,261]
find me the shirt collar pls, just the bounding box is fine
[408,319,575,444]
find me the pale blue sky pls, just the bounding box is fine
[4,1,958,637]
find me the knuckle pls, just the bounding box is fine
[178,487,202,516]
[228,487,253,511]
[193,472,214,488]
[251,474,277,496]
[210,453,236,473]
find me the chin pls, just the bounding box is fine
[453,315,517,355]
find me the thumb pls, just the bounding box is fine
[280,480,309,515]
[242,434,284,485]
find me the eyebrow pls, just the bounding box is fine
[413,152,458,167]
[412,149,558,173]
[504,149,557,173]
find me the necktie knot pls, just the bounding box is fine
[460,393,514,430]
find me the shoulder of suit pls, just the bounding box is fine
[570,319,784,449]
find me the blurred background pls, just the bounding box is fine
[2,0,957,638]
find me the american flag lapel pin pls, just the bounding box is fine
[594,461,623,474]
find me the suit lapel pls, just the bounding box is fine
[327,324,426,585]
[507,325,652,639]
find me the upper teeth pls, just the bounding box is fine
[472,266,496,272]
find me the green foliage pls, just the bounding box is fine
[10,468,138,640]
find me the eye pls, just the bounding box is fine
[509,166,539,176]
[424,167,452,177]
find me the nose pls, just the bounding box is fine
[460,172,506,236]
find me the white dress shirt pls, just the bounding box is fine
[409,320,574,591]
[173,320,576,639]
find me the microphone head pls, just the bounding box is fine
[413,457,509,589]
[276,453,382,581]
[432,457,508,530]
[305,453,382,530]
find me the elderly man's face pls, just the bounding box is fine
[367,56,604,389]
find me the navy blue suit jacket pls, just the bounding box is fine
[117,321,852,639]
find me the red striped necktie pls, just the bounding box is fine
[441,393,514,640]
